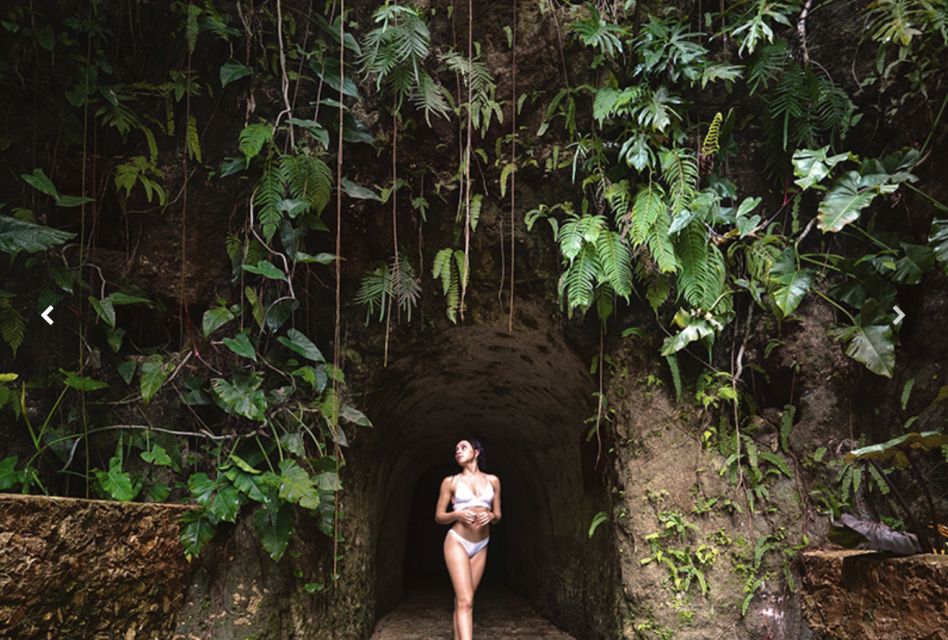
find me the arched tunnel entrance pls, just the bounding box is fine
[361,325,623,638]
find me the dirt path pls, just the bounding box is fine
[370,586,576,639]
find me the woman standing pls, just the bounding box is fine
[434,439,502,640]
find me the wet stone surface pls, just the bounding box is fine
[370,586,576,639]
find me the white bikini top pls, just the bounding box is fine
[451,474,494,511]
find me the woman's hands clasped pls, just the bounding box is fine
[459,509,492,528]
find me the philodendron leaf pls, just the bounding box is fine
[181,509,217,561]
[844,324,895,377]
[660,318,715,356]
[220,60,252,87]
[212,373,267,422]
[769,249,813,317]
[141,445,173,467]
[847,431,948,466]
[928,218,948,274]
[140,355,169,403]
[20,168,59,198]
[0,216,75,254]
[278,459,320,510]
[208,484,242,523]
[791,147,851,191]
[818,171,878,233]
[835,513,919,555]
[242,260,287,281]
[253,501,294,561]
[891,243,934,284]
[222,332,257,362]
[202,306,235,337]
[277,328,324,362]
[61,369,109,391]
[89,296,116,327]
[96,455,141,501]
[0,456,21,490]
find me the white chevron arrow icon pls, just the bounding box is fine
[41,305,54,325]
[893,305,905,324]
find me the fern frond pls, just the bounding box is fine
[558,215,586,262]
[659,147,699,215]
[254,160,285,242]
[355,265,391,324]
[410,72,451,125]
[239,123,273,162]
[604,180,631,228]
[675,224,725,309]
[282,154,333,215]
[392,253,422,322]
[432,247,461,323]
[746,40,791,94]
[647,205,678,273]
[596,230,633,299]
[628,183,665,246]
[701,112,723,157]
[187,115,202,162]
[0,301,25,356]
[562,244,600,314]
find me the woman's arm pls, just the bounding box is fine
[489,475,502,524]
[435,476,469,525]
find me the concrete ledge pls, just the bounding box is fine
[799,549,948,640]
[0,494,195,639]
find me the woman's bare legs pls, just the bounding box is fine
[445,534,489,640]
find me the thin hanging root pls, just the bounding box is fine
[459,0,473,321]
[332,0,345,584]
[508,0,517,334]
[385,107,398,367]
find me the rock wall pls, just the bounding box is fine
[0,495,194,640]
[799,550,948,640]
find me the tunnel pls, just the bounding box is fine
[360,324,623,638]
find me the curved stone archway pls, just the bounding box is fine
[357,324,623,638]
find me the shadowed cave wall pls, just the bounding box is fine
[352,323,623,638]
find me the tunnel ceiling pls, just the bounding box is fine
[365,324,595,469]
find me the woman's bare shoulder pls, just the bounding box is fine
[486,473,500,485]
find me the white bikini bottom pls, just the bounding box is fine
[448,529,490,558]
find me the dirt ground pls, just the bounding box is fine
[370,586,575,639]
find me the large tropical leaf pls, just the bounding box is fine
[842,324,895,378]
[847,431,948,467]
[817,171,878,233]
[832,513,919,555]
[791,146,851,191]
[928,218,948,274]
[768,249,813,317]
[0,216,75,254]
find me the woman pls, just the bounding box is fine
[434,438,502,640]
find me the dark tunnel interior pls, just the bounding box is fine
[360,325,623,638]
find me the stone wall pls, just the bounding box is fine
[799,550,948,640]
[0,494,194,640]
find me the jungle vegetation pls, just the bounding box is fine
[0,0,946,602]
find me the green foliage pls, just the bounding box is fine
[355,253,422,324]
[729,0,799,57]
[432,248,466,323]
[571,5,627,58]
[114,156,167,205]
[359,3,449,123]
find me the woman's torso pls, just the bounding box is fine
[451,473,493,541]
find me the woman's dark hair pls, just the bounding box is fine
[468,438,486,467]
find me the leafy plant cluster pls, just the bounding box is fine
[528,3,947,380]
[0,0,376,571]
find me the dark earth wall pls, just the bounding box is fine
[0,495,194,640]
